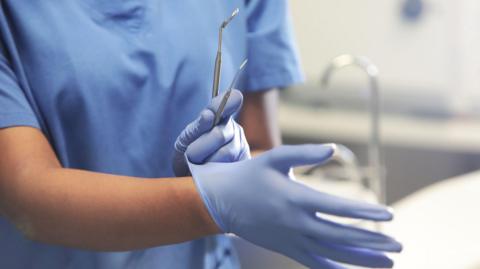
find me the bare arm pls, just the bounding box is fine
[239,89,281,152]
[0,127,219,251]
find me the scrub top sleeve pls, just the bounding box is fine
[0,41,40,130]
[244,0,304,92]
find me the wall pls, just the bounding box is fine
[289,0,480,114]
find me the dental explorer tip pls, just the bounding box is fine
[231,8,240,18]
[239,59,248,70]
[221,8,239,28]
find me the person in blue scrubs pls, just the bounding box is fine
[0,1,302,268]
[0,1,402,268]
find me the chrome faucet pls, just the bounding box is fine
[319,54,386,204]
[303,144,362,183]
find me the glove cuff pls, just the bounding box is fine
[188,161,228,233]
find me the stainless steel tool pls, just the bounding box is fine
[211,8,239,98]
[213,59,248,127]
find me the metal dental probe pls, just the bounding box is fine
[213,59,248,127]
[211,8,239,98]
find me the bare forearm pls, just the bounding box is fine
[240,89,281,150]
[1,167,219,251]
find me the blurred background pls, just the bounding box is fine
[285,0,480,203]
[235,1,480,268]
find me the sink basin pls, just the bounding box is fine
[384,170,480,269]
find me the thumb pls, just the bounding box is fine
[265,144,336,172]
[208,89,243,119]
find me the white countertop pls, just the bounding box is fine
[385,170,480,269]
[279,104,480,153]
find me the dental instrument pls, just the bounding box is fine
[211,8,239,98]
[320,54,385,205]
[213,59,248,126]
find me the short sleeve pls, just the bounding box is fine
[244,0,304,92]
[0,40,40,129]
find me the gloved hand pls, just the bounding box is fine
[188,144,402,269]
[173,89,250,177]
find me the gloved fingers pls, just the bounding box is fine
[264,144,336,173]
[206,123,250,162]
[207,89,244,120]
[296,183,393,221]
[175,109,215,153]
[175,90,242,153]
[306,216,402,252]
[303,237,394,268]
[186,118,235,164]
[205,142,238,162]
[293,250,347,269]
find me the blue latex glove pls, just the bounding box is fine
[173,89,250,176]
[188,144,402,269]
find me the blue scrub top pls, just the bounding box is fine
[0,0,303,268]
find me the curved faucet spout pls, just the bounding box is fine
[320,54,385,204]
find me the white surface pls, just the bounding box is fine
[279,104,480,153]
[385,170,480,269]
